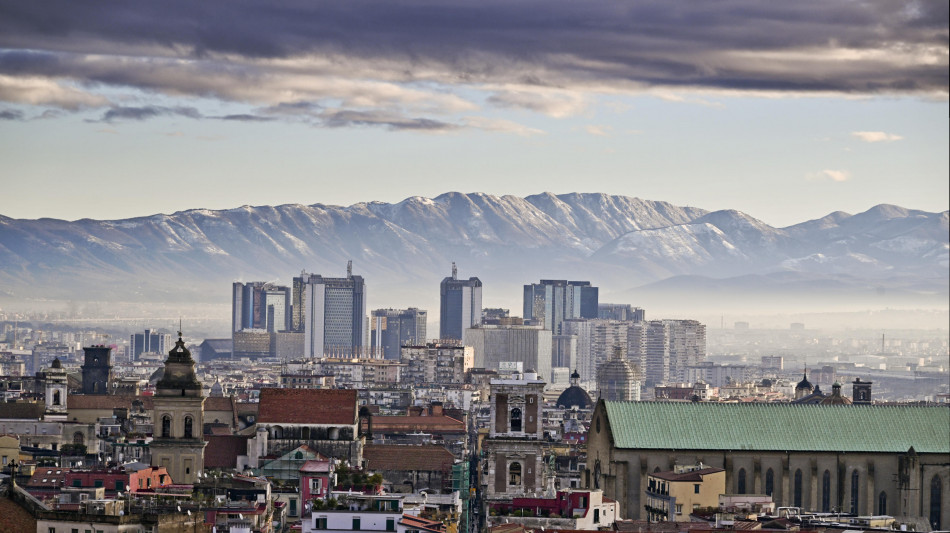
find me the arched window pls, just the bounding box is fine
[161,415,171,438]
[794,469,803,507]
[822,470,831,512]
[765,469,774,496]
[737,468,746,494]
[931,475,943,530]
[53,390,61,406]
[509,462,522,486]
[184,416,193,439]
[510,408,522,432]
[274,426,283,439]
[850,470,860,514]
[878,491,887,516]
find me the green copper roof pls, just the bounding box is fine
[602,402,950,454]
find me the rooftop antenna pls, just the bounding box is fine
[347,260,353,277]
[451,262,457,280]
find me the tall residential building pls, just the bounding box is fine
[522,279,598,334]
[130,329,172,361]
[302,262,367,358]
[463,324,552,381]
[400,342,473,386]
[598,303,644,322]
[371,308,427,360]
[667,319,706,382]
[439,263,482,341]
[232,281,292,333]
[628,319,706,386]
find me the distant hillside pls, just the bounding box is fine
[0,193,946,312]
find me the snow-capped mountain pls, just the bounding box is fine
[0,194,946,307]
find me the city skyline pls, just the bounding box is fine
[0,1,947,227]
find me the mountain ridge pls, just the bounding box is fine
[0,193,946,310]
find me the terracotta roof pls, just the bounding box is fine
[0,402,43,420]
[0,493,37,533]
[204,396,238,426]
[363,444,454,472]
[299,459,331,473]
[26,467,69,488]
[257,388,357,425]
[67,394,153,410]
[371,415,465,433]
[204,435,251,469]
[650,467,724,482]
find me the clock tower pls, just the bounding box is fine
[150,331,206,484]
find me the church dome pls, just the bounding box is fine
[557,385,593,409]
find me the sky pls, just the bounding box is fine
[0,0,947,228]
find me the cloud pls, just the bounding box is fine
[851,131,903,143]
[217,114,275,122]
[320,109,460,132]
[585,124,611,136]
[0,0,945,132]
[463,117,544,136]
[487,89,587,117]
[807,169,851,182]
[98,105,202,122]
[0,108,23,120]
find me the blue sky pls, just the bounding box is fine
[0,0,947,227]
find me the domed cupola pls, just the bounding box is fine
[556,368,593,409]
[156,331,201,396]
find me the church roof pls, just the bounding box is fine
[363,444,454,472]
[601,401,950,454]
[257,388,357,425]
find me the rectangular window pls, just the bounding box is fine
[73,479,82,487]
[694,484,700,494]
[315,517,328,529]
[387,518,396,531]
[49,528,56,533]
[676,504,683,515]
[353,517,361,530]
[290,498,297,516]
[94,479,103,488]
[115,480,124,491]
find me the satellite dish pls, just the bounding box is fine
[187,510,192,516]
[239,513,244,519]
[177,505,182,512]
[126,485,131,491]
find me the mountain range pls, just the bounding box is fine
[0,193,947,312]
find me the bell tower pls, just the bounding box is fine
[81,345,113,394]
[44,358,68,421]
[150,331,206,484]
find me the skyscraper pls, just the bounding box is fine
[232,281,292,333]
[303,261,367,358]
[439,263,482,341]
[522,279,598,334]
[130,328,172,361]
[371,308,427,360]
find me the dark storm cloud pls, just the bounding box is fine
[0,0,945,116]
[99,106,202,122]
[321,110,459,132]
[0,108,23,120]
[217,114,274,122]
